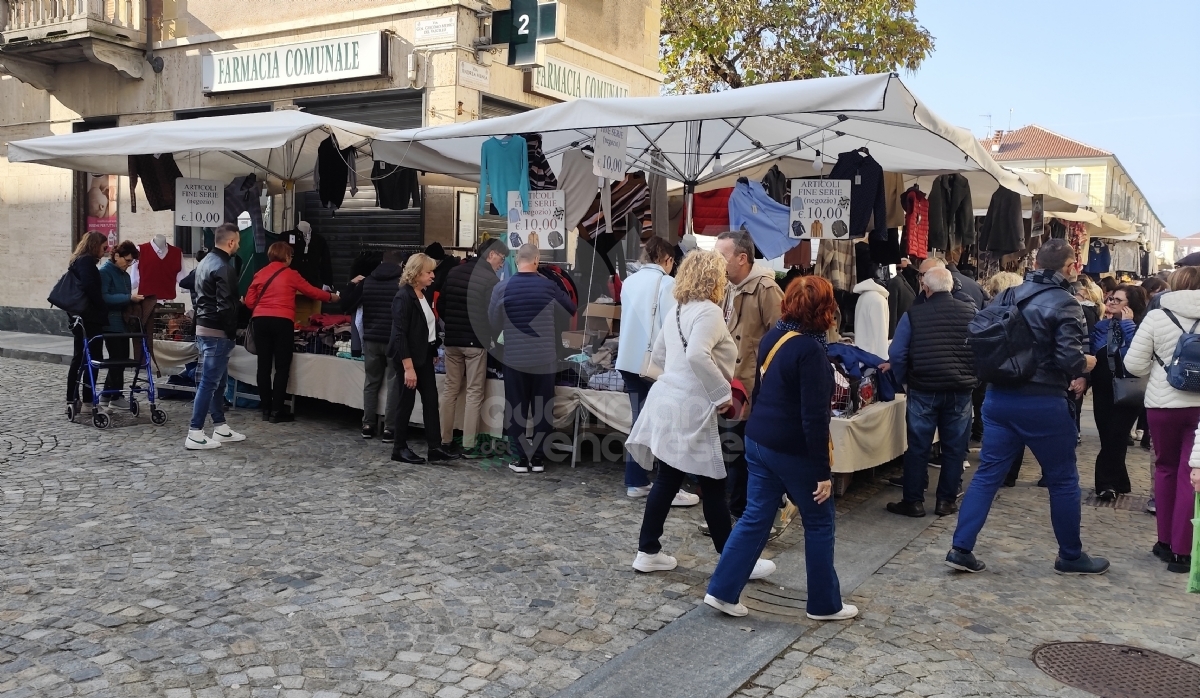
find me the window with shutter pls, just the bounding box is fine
[1080,174,1091,199]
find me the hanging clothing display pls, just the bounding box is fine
[854,241,876,287]
[816,239,856,293]
[578,171,651,241]
[372,162,421,210]
[883,171,905,229]
[523,133,557,191]
[761,164,790,205]
[886,273,916,338]
[288,224,333,289]
[828,150,887,241]
[559,147,600,233]
[901,187,929,259]
[1047,219,1067,239]
[224,174,267,253]
[1140,247,1151,277]
[479,135,530,214]
[851,279,890,359]
[978,186,1023,254]
[648,151,671,241]
[1067,222,1088,277]
[1084,239,1111,274]
[314,136,357,211]
[1112,241,1140,273]
[927,173,974,251]
[128,154,182,212]
[870,228,902,265]
[136,239,182,301]
[681,187,733,236]
[727,178,794,259]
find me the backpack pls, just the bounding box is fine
[966,285,1055,387]
[47,266,89,316]
[1153,309,1200,392]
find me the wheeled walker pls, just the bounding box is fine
[66,316,167,428]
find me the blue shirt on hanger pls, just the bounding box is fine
[479,135,530,215]
[728,178,797,260]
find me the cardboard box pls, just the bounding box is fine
[562,330,606,350]
[582,303,621,335]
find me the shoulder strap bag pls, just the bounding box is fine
[638,272,665,380]
[243,266,288,355]
[1108,322,1147,408]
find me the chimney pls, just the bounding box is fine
[989,130,1003,153]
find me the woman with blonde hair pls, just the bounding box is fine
[982,271,1023,302]
[388,253,455,464]
[625,250,774,580]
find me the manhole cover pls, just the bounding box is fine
[1032,642,1200,698]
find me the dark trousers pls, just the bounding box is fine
[392,351,441,451]
[638,462,731,555]
[620,370,653,488]
[253,317,296,413]
[1090,368,1135,494]
[953,389,1083,560]
[67,319,103,403]
[503,366,556,461]
[903,388,972,504]
[719,417,748,518]
[103,335,130,393]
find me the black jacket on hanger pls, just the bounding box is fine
[978,186,1023,254]
[828,150,888,242]
[317,136,349,209]
[372,162,421,210]
[928,174,974,250]
[289,230,333,289]
[761,165,789,205]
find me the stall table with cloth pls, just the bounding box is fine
[152,341,631,439]
[828,397,909,494]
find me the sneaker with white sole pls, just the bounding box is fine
[108,396,130,410]
[185,429,221,450]
[807,604,859,621]
[211,425,246,443]
[627,485,653,498]
[632,551,677,573]
[671,491,700,507]
[749,558,777,580]
[704,594,748,617]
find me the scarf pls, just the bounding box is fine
[1024,268,1072,291]
[776,319,828,352]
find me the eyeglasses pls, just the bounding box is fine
[1105,297,1126,304]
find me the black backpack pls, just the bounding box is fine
[47,266,89,317]
[967,286,1055,387]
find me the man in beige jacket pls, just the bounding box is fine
[712,231,784,528]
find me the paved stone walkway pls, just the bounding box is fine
[731,406,1200,698]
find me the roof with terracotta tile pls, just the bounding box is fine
[979,125,1112,161]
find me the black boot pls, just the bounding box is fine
[262,407,273,422]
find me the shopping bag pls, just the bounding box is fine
[1188,494,1199,594]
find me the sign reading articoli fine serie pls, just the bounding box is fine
[201,32,385,93]
[525,56,630,101]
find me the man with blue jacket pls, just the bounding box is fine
[489,243,577,473]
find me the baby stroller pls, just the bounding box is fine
[67,316,167,429]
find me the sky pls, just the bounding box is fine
[904,0,1200,238]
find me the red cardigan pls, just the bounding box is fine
[245,261,333,320]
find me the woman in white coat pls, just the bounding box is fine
[1123,265,1200,574]
[625,250,774,580]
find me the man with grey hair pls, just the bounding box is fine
[914,257,978,309]
[884,266,976,518]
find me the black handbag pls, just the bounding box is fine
[243,267,287,355]
[47,266,89,316]
[1108,323,1147,408]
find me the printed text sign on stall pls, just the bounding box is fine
[592,127,628,180]
[789,179,852,239]
[507,190,566,250]
[174,178,225,227]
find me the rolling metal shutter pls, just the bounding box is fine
[480,96,529,120]
[296,90,423,130]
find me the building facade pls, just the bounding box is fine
[0,0,663,332]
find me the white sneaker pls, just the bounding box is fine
[749,558,777,580]
[807,604,859,621]
[108,397,130,410]
[632,551,677,573]
[671,491,700,507]
[627,485,653,498]
[211,425,246,443]
[185,430,221,450]
[704,594,748,617]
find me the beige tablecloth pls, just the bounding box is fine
[829,396,908,474]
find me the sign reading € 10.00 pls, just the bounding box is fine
[592,126,628,181]
[174,178,224,227]
[789,179,853,240]
[507,190,566,251]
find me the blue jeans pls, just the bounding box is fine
[190,336,234,431]
[903,389,972,504]
[620,371,652,487]
[952,389,1083,560]
[707,437,843,616]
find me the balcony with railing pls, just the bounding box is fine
[0,0,148,89]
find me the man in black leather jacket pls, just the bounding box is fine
[947,239,1110,576]
[186,223,246,451]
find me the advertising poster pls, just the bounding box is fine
[507,190,566,250]
[85,173,119,246]
[789,179,852,240]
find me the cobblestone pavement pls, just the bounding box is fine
[0,357,745,698]
[733,406,1200,698]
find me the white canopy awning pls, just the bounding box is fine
[6,110,388,189]
[372,73,1028,195]
[1047,210,1140,241]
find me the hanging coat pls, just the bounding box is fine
[978,186,1024,254]
[927,174,974,250]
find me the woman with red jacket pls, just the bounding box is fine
[245,242,339,422]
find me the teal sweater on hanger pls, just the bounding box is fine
[479,135,530,215]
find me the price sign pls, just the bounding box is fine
[789,179,852,239]
[174,178,225,227]
[506,190,566,250]
[592,126,628,180]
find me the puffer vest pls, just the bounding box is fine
[907,292,977,391]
